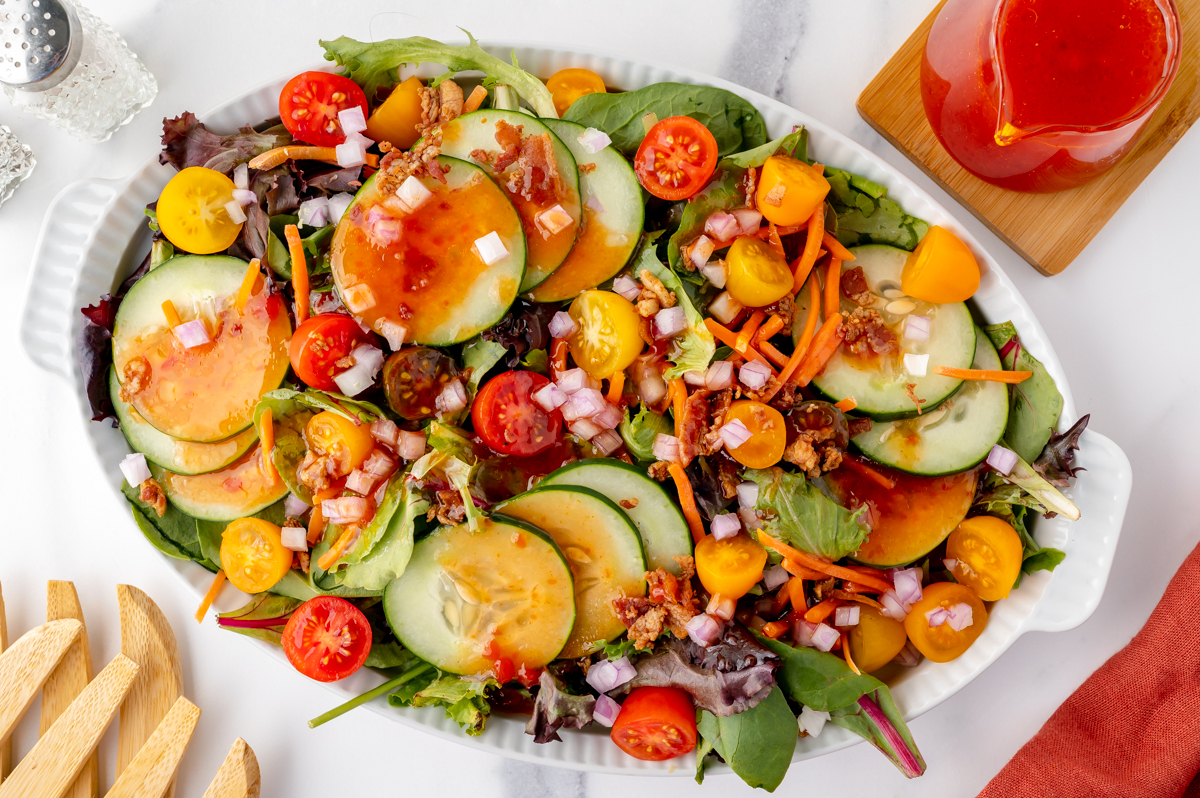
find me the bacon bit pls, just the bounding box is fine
[139,478,167,518]
[760,532,894,593]
[285,224,309,324]
[904,382,927,415]
[260,410,278,484]
[934,366,1033,384]
[677,389,711,466]
[492,119,524,170]
[549,337,569,378]
[469,148,496,164]
[376,129,446,193]
[464,84,488,113]
[792,205,826,293]
[161,299,182,328]
[235,258,262,316]
[579,162,597,174]
[248,146,378,171]
[194,570,226,624]
[842,630,861,674]
[317,524,362,571]
[613,556,700,649]
[835,397,858,412]
[619,498,640,510]
[843,307,899,357]
[841,455,895,489]
[804,598,841,624]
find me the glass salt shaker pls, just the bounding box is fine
[0,124,34,204]
[0,0,156,142]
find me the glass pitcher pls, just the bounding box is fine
[921,0,1181,193]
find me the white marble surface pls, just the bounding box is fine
[1,1,1197,795]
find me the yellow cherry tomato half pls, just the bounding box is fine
[903,582,988,663]
[695,532,768,599]
[304,410,375,474]
[755,154,831,227]
[567,289,645,379]
[723,400,787,469]
[900,225,981,304]
[365,75,424,150]
[545,68,607,117]
[847,606,909,673]
[156,166,242,254]
[220,517,292,594]
[946,515,1024,601]
[725,236,793,308]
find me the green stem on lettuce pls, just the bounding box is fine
[1004,454,1080,521]
[308,662,434,729]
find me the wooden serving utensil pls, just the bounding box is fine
[43,581,99,798]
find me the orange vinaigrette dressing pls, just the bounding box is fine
[528,211,634,302]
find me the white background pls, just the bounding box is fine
[2,1,1197,795]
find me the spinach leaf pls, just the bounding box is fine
[825,166,928,251]
[266,215,335,279]
[633,243,715,378]
[829,689,925,778]
[620,406,673,462]
[334,475,408,566]
[696,686,797,792]
[388,674,499,736]
[122,481,216,569]
[334,484,431,592]
[321,33,558,117]
[521,348,549,375]
[253,392,317,503]
[743,468,868,561]
[563,82,768,157]
[694,726,716,785]
[270,569,381,601]
[216,592,301,646]
[984,322,1064,462]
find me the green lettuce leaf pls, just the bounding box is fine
[252,391,317,503]
[984,322,1064,463]
[412,421,482,529]
[696,686,797,792]
[334,483,431,591]
[825,167,928,251]
[743,468,868,561]
[266,214,336,279]
[620,406,673,462]
[388,675,499,736]
[633,244,715,379]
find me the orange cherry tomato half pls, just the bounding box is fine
[282,596,372,682]
[723,400,788,469]
[694,531,768,599]
[545,68,607,116]
[903,581,988,663]
[634,116,719,201]
[611,687,698,761]
[279,71,369,147]
[289,314,374,391]
[472,371,563,457]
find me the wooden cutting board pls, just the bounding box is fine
[856,0,1200,275]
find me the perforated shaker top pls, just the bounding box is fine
[0,0,77,88]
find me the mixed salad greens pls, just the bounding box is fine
[79,32,1089,790]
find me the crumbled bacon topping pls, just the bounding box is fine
[428,489,466,525]
[842,307,899,357]
[840,266,873,307]
[905,382,927,415]
[139,478,167,518]
[120,357,151,402]
[298,444,353,494]
[613,556,700,650]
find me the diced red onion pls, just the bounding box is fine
[280,525,309,552]
[397,430,427,461]
[569,419,604,440]
[798,706,831,737]
[363,449,397,478]
[632,361,667,405]
[284,493,311,518]
[533,382,568,412]
[394,175,433,213]
[708,291,744,325]
[704,211,739,242]
[322,496,371,525]
[233,163,248,190]
[736,481,759,510]
[653,306,687,339]
[297,196,330,227]
[366,204,391,225]
[925,607,949,628]
[710,513,741,540]
[903,353,929,377]
[473,231,510,265]
[731,208,763,235]
[585,193,606,214]
[704,361,733,391]
[232,188,257,207]
[685,613,723,648]
[370,419,400,448]
[345,468,377,496]
[762,563,789,590]
[738,507,761,533]
[894,641,923,667]
[943,557,958,571]
[652,433,681,463]
[556,368,591,395]
[739,361,772,391]
[904,315,931,342]
[335,136,367,168]
[435,380,468,416]
[587,656,636,694]
[612,275,641,301]
[593,694,621,727]
[593,403,624,430]
[987,444,1019,476]
[223,200,247,225]
[706,594,736,621]
[172,319,212,349]
[880,590,909,621]
[591,428,623,455]
[892,567,924,606]
[810,622,840,653]
[718,418,752,450]
[119,452,151,486]
[835,605,860,627]
[946,602,974,631]
[794,619,818,647]
[577,127,612,153]
[699,260,726,288]
[333,344,384,397]
[372,480,387,507]
[328,192,354,223]
[688,235,716,269]
[548,311,578,339]
[562,388,606,421]
[683,370,706,387]
[338,106,368,135]
[366,214,402,247]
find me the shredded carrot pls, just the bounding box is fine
[834,396,857,412]
[194,570,226,624]
[794,313,845,387]
[704,318,775,370]
[775,276,822,390]
[756,221,809,238]
[464,85,488,113]
[307,483,343,545]
[248,145,379,171]
[832,589,884,609]
[259,408,279,484]
[317,525,361,571]
[759,532,894,593]
[758,340,789,368]
[781,559,830,581]
[735,310,766,354]
[754,315,785,345]
[804,598,840,625]
[842,631,861,674]
[606,370,625,404]
[234,258,262,315]
[770,584,792,615]
[669,378,686,439]
[791,206,826,293]
[285,225,309,324]
[550,337,569,377]
[841,455,895,489]
[161,299,182,328]
[787,577,808,612]
[824,256,843,320]
[766,223,786,259]
[762,620,790,639]
[668,462,706,544]
[821,232,856,262]
[934,366,1033,384]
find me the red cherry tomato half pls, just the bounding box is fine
[471,371,563,457]
[611,686,698,761]
[279,71,369,147]
[289,314,374,391]
[634,116,719,201]
[281,596,372,683]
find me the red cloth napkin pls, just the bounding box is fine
[978,542,1200,798]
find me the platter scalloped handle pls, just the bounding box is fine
[1022,430,1132,633]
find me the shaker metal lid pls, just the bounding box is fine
[0,0,80,89]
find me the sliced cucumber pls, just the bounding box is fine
[794,245,975,420]
[112,254,292,442]
[439,109,582,291]
[528,119,643,302]
[495,485,646,658]
[110,368,257,475]
[540,459,692,575]
[330,158,526,346]
[383,517,576,676]
[852,327,1009,476]
[151,445,288,522]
